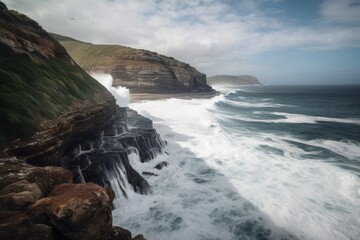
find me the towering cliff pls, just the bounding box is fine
[0,3,116,164]
[0,2,164,239]
[52,33,214,94]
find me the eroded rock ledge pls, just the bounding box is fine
[0,158,144,240]
[3,97,116,166]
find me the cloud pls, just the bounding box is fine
[3,0,360,76]
[320,0,360,24]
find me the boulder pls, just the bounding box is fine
[109,226,132,240]
[28,183,113,240]
[0,157,72,211]
[0,211,53,240]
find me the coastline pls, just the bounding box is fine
[130,90,220,103]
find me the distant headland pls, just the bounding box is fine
[207,75,262,86]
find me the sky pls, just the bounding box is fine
[4,0,360,85]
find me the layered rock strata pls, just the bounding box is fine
[0,2,116,153]
[62,107,167,201]
[53,34,215,93]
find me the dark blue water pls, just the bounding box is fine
[214,85,360,175]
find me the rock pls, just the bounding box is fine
[109,226,132,240]
[0,211,53,240]
[0,157,73,190]
[0,180,43,211]
[154,161,169,170]
[27,183,113,240]
[142,171,158,177]
[132,234,146,240]
[0,3,116,165]
[63,107,166,197]
[52,34,215,94]
[0,158,72,211]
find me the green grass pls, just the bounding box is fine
[0,50,109,146]
[59,40,146,70]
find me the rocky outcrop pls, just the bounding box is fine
[3,98,116,166]
[52,34,214,93]
[27,183,113,240]
[0,158,115,240]
[207,75,262,86]
[62,107,167,200]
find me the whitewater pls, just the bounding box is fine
[109,85,360,240]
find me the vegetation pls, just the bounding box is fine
[0,50,108,146]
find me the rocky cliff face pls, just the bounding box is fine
[0,3,166,239]
[53,34,214,93]
[0,2,119,239]
[0,3,116,163]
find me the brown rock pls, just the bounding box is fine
[109,226,132,240]
[28,183,113,240]
[0,180,43,211]
[0,211,53,240]
[0,158,72,191]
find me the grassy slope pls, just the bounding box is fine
[0,5,112,147]
[0,50,109,146]
[59,40,136,70]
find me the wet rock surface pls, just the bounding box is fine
[62,107,166,199]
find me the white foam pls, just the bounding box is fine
[90,72,130,107]
[112,97,360,240]
[241,111,360,125]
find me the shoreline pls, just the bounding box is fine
[129,90,220,103]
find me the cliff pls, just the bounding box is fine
[207,75,262,86]
[0,3,116,164]
[52,33,214,94]
[0,3,165,239]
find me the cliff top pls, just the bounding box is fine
[52,33,214,94]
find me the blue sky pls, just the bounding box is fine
[4,0,360,85]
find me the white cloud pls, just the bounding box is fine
[3,0,360,76]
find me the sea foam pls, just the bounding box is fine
[112,96,360,240]
[90,72,130,107]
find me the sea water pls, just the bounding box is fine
[113,85,360,240]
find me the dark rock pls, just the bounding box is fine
[63,107,166,197]
[142,171,158,177]
[109,226,132,240]
[132,234,146,240]
[0,211,53,240]
[154,161,169,170]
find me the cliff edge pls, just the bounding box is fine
[52,33,214,94]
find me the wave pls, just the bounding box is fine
[112,97,360,240]
[90,72,130,107]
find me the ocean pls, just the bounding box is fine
[112,85,360,240]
